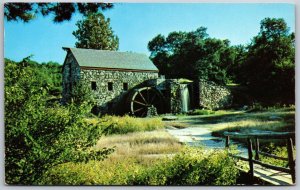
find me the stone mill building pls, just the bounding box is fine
[62,47,232,117]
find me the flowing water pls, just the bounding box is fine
[180,84,190,113]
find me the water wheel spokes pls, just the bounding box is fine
[137,91,147,104]
[133,107,144,113]
[129,87,164,117]
[133,100,147,106]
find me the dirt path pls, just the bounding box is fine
[165,115,224,148]
[165,114,248,154]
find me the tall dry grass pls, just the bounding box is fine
[85,115,164,135]
[94,130,182,160]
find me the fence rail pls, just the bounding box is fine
[224,131,295,184]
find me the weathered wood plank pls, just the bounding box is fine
[255,137,259,160]
[224,130,295,185]
[236,162,294,185]
[247,138,254,181]
[253,165,293,185]
[287,138,295,183]
[225,136,230,148]
[252,159,290,173]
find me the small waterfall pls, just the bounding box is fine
[180,84,190,112]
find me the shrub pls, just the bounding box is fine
[246,102,265,112]
[39,158,141,185]
[39,148,239,185]
[5,59,113,185]
[131,148,239,185]
[260,143,296,167]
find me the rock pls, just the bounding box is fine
[162,115,178,121]
[242,105,249,110]
[146,105,158,117]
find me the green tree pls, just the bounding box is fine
[4,3,113,23]
[5,58,113,184]
[241,18,295,104]
[226,45,247,82]
[148,27,233,84]
[72,13,119,50]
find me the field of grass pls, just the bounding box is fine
[38,106,295,185]
[94,130,182,162]
[202,107,295,137]
[39,114,239,185]
[85,115,164,135]
[40,146,238,185]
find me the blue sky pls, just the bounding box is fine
[4,3,295,64]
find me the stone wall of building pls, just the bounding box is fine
[61,52,81,103]
[80,69,158,114]
[61,53,231,115]
[198,80,232,110]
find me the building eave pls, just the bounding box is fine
[80,66,159,73]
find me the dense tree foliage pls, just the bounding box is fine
[148,18,295,104]
[240,18,295,104]
[148,27,238,84]
[5,58,113,184]
[4,3,113,23]
[73,13,119,50]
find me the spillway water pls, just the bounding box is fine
[180,84,190,113]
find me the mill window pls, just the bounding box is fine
[91,81,97,90]
[123,83,128,91]
[108,82,113,91]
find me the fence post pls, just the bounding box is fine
[255,137,259,160]
[225,136,230,148]
[247,138,254,182]
[287,138,295,183]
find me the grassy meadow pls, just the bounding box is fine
[39,106,295,185]
[38,115,239,185]
[208,106,295,136]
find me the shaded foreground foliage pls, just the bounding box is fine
[5,59,113,184]
[39,148,239,185]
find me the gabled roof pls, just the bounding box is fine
[63,47,158,71]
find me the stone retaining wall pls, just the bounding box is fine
[198,80,232,110]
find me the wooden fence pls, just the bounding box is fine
[224,131,295,184]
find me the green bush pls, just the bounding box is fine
[5,59,113,185]
[39,158,141,185]
[131,148,239,185]
[260,143,296,168]
[39,148,239,185]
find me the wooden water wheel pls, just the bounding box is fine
[127,87,165,117]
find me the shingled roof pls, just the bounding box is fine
[63,47,158,71]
